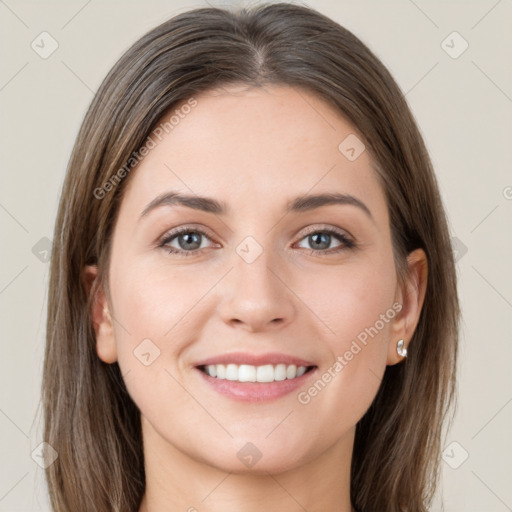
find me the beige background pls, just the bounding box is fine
[1,0,511,510]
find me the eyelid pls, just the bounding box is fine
[292,224,356,252]
[158,223,218,245]
[296,223,353,240]
[158,223,351,243]
[158,223,356,255]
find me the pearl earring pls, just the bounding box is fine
[397,339,407,358]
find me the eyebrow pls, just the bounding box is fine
[139,191,374,223]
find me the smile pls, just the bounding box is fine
[195,364,318,402]
[198,363,315,382]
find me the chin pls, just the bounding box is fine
[195,440,312,476]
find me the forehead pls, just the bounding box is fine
[120,84,387,223]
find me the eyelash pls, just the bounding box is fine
[157,225,356,258]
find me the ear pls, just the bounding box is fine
[83,265,118,364]
[387,248,428,365]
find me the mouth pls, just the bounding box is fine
[193,363,318,403]
[196,363,317,383]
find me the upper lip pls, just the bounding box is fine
[194,352,316,368]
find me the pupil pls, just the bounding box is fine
[311,233,329,250]
[179,232,201,250]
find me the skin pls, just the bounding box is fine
[84,84,427,512]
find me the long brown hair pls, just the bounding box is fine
[42,3,460,511]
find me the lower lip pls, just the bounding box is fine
[194,366,318,403]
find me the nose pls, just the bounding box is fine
[216,247,296,333]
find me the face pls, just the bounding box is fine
[89,84,425,474]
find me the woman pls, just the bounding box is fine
[42,3,460,511]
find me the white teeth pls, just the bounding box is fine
[203,363,310,382]
[296,366,307,377]
[286,364,297,379]
[226,364,239,381]
[238,364,256,382]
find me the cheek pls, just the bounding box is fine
[108,256,218,380]
[108,260,198,421]
[294,260,396,423]
[111,256,204,338]
[298,257,396,350]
